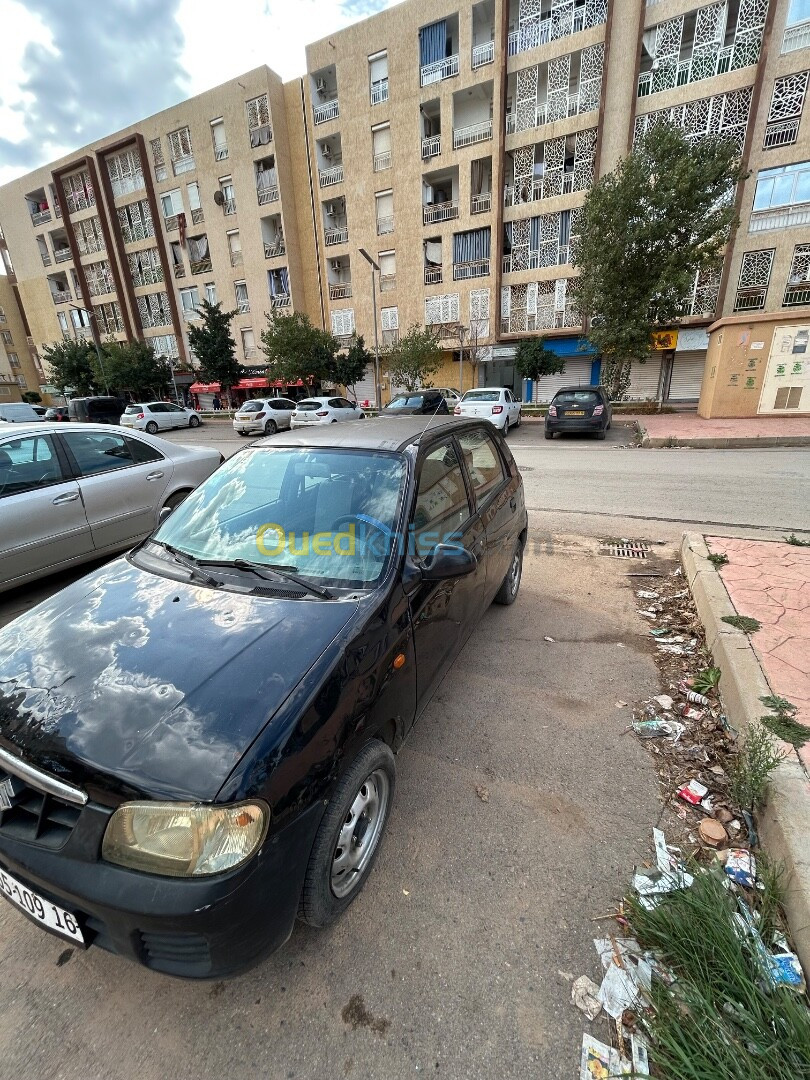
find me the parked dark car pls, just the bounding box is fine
[67,397,125,425]
[545,385,612,440]
[43,406,69,422]
[0,416,527,979]
[382,390,449,416]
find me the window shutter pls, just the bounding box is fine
[375,192,394,219]
[247,94,270,130]
[369,55,388,82]
[331,308,355,336]
[526,283,537,316]
[211,121,227,150]
[372,125,392,154]
[379,251,396,275]
[168,127,192,160]
[470,289,490,320]
[501,287,511,318]
[150,137,165,165]
[381,306,399,330]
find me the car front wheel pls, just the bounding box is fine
[145,421,159,435]
[188,415,200,428]
[299,740,395,927]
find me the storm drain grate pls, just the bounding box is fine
[599,540,651,559]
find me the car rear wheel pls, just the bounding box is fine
[596,430,606,440]
[188,415,200,428]
[545,430,554,440]
[502,418,509,436]
[162,490,191,514]
[494,541,523,606]
[299,740,395,927]
[515,413,521,428]
[145,421,159,435]
[264,418,277,435]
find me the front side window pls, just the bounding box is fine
[0,435,62,497]
[412,440,471,547]
[458,429,506,507]
[62,431,135,476]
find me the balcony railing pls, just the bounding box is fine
[422,134,442,160]
[784,283,810,307]
[471,192,491,214]
[329,282,352,299]
[172,154,196,176]
[191,207,205,224]
[379,274,396,292]
[183,307,200,322]
[733,287,767,311]
[637,39,761,98]
[420,54,459,87]
[423,201,459,224]
[65,191,94,214]
[54,204,61,218]
[173,264,186,279]
[763,118,800,149]
[190,259,212,275]
[508,2,599,56]
[31,209,52,226]
[51,289,72,304]
[257,186,279,204]
[237,299,251,314]
[319,164,344,187]
[52,247,71,263]
[121,223,151,244]
[472,41,495,68]
[376,214,395,235]
[313,98,340,125]
[370,79,389,106]
[271,294,291,309]
[453,260,490,280]
[230,250,244,266]
[40,252,52,267]
[78,236,104,255]
[373,151,392,172]
[453,119,493,149]
[111,173,145,198]
[264,239,286,258]
[222,198,237,215]
[782,21,810,53]
[164,214,180,231]
[214,145,229,161]
[424,266,442,285]
[324,226,349,246]
[750,202,810,232]
[132,267,163,286]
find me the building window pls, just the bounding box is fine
[160,188,184,222]
[331,308,355,338]
[168,126,195,174]
[106,148,144,198]
[118,200,154,244]
[372,123,392,172]
[219,177,236,215]
[57,311,69,334]
[227,230,242,266]
[210,118,228,160]
[62,170,94,214]
[247,94,272,146]
[128,248,164,287]
[187,181,203,224]
[784,0,810,48]
[137,292,172,329]
[369,51,389,106]
[378,250,396,291]
[753,160,810,211]
[149,137,167,181]
[188,235,211,274]
[85,260,115,297]
[76,216,105,255]
[784,243,810,306]
[150,334,179,358]
[381,305,398,347]
[469,289,490,339]
[375,189,394,235]
[234,281,250,313]
[425,293,459,325]
[205,282,217,305]
[179,287,200,320]
[764,72,809,148]
[1,330,12,345]
[453,228,491,279]
[241,328,257,360]
[734,249,774,311]
[7,352,20,368]
[96,302,124,335]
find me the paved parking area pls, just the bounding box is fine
[0,536,664,1080]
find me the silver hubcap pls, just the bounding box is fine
[331,769,390,899]
[509,550,521,595]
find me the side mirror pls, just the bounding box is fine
[420,543,477,581]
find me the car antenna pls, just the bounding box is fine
[418,395,446,441]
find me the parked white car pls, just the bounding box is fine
[0,422,223,593]
[233,397,297,436]
[290,396,365,428]
[120,402,201,434]
[454,388,521,434]
[426,387,461,403]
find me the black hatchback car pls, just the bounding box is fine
[382,390,450,416]
[0,417,527,978]
[545,385,612,439]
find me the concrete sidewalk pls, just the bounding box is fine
[634,413,810,448]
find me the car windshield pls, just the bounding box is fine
[124,405,143,414]
[240,400,265,413]
[462,391,499,402]
[296,401,321,412]
[153,447,407,588]
[386,395,425,409]
[554,391,600,405]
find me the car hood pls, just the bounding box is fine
[0,559,358,803]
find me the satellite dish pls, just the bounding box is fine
[213,190,225,206]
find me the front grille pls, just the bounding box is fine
[0,769,81,849]
[138,931,212,976]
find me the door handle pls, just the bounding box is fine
[146,471,165,481]
[52,492,79,505]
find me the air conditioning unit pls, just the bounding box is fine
[316,78,327,93]
[326,203,335,216]
[322,143,332,159]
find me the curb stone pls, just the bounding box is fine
[638,424,810,450]
[681,531,810,976]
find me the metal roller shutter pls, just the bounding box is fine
[351,370,377,406]
[667,352,706,401]
[532,359,592,403]
[626,357,663,401]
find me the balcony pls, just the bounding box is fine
[40,251,52,267]
[65,190,94,214]
[371,79,389,106]
[329,282,352,299]
[376,215,395,236]
[164,215,180,231]
[271,294,291,309]
[638,46,734,98]
[763,119,800,149]
[214,144,229,161]
[264,239,286,258]
[471,192,492,215]
[750,202,810,233]
[324,226,349,246]
[173,264,186,279]
[190,258,212,275]
[420,54,459,87]
[453,259,490,280]
[51,289,72,305]
[734,287,767,311]
[424,267,443,284]
[379,274,396,292]
[472,41,495,68]
[508,0,604,56]
[423,201,459,224]
[313,98,339,125]
[784,283,810,307]
[191,207,204,224]
[222,198,237,216]
[319,164,344,188]
[257,186,279,205]
[422,135,442,160]
[782,21,810,53]
[373,151,392,172]
[453,119,492,150]
[31,209,52,226]
[54,247,72,263]
[172,154,196,176]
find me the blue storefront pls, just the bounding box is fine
[484,336,599,402]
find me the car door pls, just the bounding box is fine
[150,403,172,430]
[408,436,487,714]
[328,398,345,422]
[0,431,93,586]
[58,429,174,551]
[276,398,296,429]
[505,389,520,425]
[163,404,185,429]
[457,426,517,596]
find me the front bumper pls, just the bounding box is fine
[0,801,323,979]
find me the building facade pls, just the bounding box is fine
[0,0,808,413]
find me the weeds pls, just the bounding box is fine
[707,552,729,567]
[783,533,810,547]
[722,614,762,633]
[691,666,722,694]
[760,694,809,749]
[730,721,786,810]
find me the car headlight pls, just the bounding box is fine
[102,801,269,877]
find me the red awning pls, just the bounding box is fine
[234,377,270,389]
[189,382,221,393]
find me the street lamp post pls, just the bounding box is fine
[70,304,110,395]
[358,248,382,410]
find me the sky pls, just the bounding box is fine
[0,0,398,188]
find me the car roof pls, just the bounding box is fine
[554,385,602,393]
[0,422,148,438]
[254,415,488,452]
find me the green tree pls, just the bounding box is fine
[260,311,337,387]
[187,300,242,402]
[41,338,97,396]
[329,335,372,401]
[100,339,171,399]
[514,337,566,391]
[21,391,42,404]
[385,324,442,392]
[570,124,744,399]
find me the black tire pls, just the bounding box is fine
[544,430,554,440]
[299,741,396,928]
[264,418,277,435]
[596,430,606,440]
[494,541,523,606]
[188,415,200,428]
[145,421,159,435]
[161,490,190,516]
[515,413,521,428]
[502,419,509,437]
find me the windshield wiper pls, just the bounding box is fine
[149,540,222,587]
[196,558,333,599]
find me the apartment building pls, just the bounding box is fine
[0,0,808,414]
[0,227,44,403]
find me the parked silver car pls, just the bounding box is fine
[233,396,297,436]
[120,402,201,434]
[0,423,223,593]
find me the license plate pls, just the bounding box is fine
[0,866,85,945]
[566,410,585,416]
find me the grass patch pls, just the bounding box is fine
[707,552,729,567]
[760,694,809,749]
[626,870,810,1079]
[722,614,761,633]
[783,533,810,547]
[730,721,785,810]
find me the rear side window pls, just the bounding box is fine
[61,431,135,476]
[125,435,164,464]
[0,434,63,497]
[458,429,506,507]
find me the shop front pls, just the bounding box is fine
[189,378,310,411]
